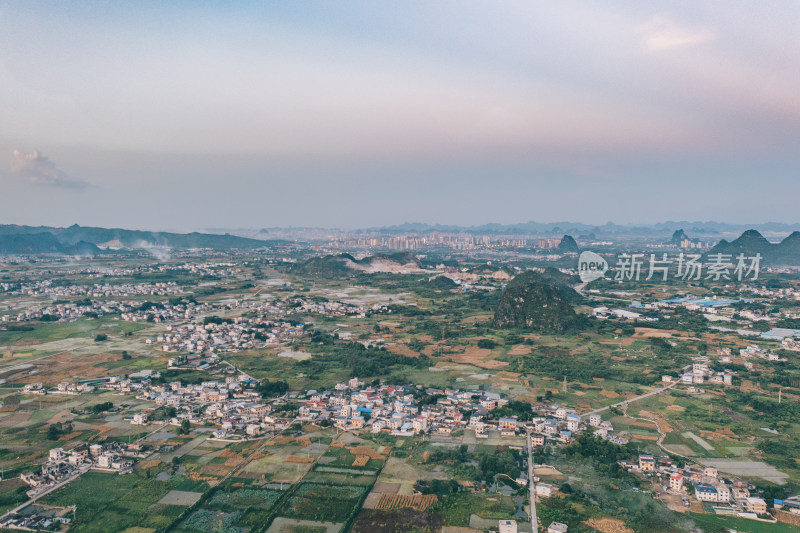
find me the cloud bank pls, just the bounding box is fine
[10,150,89,189]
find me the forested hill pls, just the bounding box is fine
[493,269,583,332]
[708,229,800,265]
[0,224,273,254]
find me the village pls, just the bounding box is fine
[15,362,797,533]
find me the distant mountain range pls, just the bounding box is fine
[708,229,800,265]
[0,224,273,255]
[360,221,800,237]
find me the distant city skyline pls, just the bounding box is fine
[1,2,799,231]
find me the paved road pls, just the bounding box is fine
[526,429,539,533]
[581,380,679,418]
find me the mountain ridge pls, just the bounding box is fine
[0,224,273,255]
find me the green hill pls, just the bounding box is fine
[428,275,458,290]
[557,234,580,253]
[493,270,582,332]
[295,254,359,277]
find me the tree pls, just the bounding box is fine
[46,424,61,440]
[477,338,498,349]
[179,419,191,435]
[94,334,108,342]
[46,422,71,440]
[255,380,289,398]
[90,402,114,414]
[121,350,132,360]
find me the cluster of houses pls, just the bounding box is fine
[294,379,628,450]
[0,512,72,531]
[120,299,214,323]
[22,382,95,396]
[495,519,569,533]
[131,376,292,439]
[739,344,787,362]
[51,373,633,452]
[295,379,508,437]
[661,362,734,387]
[781,337,800,351]
[1,294,209,325]
[154,319,305,354]
[742,284,800,301]
[624,455,773,518]
[152,294,390,354]
[21,442,144,496]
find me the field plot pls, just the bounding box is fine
[158,490,203,506]
[278,482,367,522]
[689,512,799,532]
[351,508,444,533]
[317,440,386,471]
[435,492,519,527]
[208,486,283,509]
[375,493,438,511]
[266,516,343,533]
[698,459,790,484]
[172,483,284,533]
[682,431,715,451]
[377,456,448,495]
[178,509,241,533]
[38,471,196,532]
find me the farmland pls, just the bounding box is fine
[1,244,799,533]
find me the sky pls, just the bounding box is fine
[1,1,799,231]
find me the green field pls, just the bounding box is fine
[279,482,367,522]
[39,471,199,533]
[689,512,800,533]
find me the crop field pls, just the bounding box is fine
[278,482,367,522]
[318,443,386,471]
[351,508,444,533]
[38,471,195,532]
[173,484,286,532]
[177,508,241,533]
[433,492,519,527]
[266,516,343,533]
[688,512,800,532]
[209,486,283,510]
[375,493,438,511]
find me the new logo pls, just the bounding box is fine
[578,251,608,283]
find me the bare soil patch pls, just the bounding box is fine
[286,455,314,464]
[16,351,119,384]
[507,345,531,355]
[583,517,634,533]
[387,344,419,358]
[633,327,688,339]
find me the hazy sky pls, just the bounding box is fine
[1,1,799,231]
